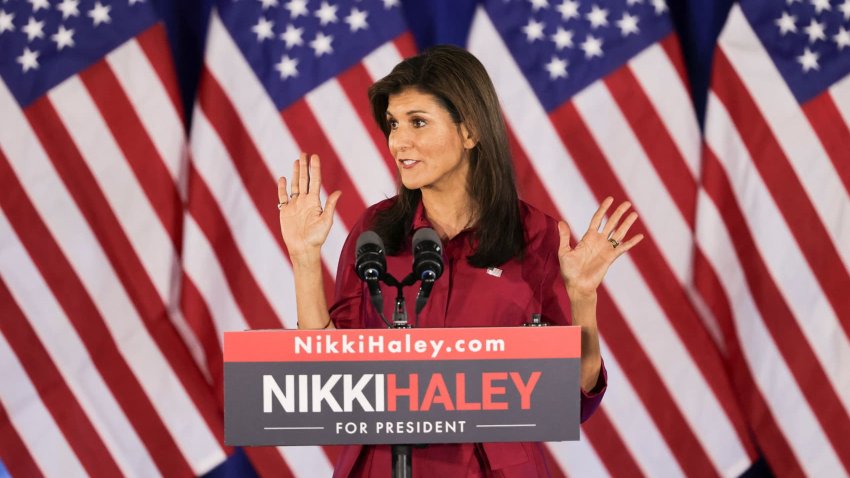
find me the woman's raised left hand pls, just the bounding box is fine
[557,197,644,300]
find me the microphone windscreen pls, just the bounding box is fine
[356,230,384,251]
[412,227,441,249]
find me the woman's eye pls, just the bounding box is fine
[412,119,426,128]
[388,119,398,129]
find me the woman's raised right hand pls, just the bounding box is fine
[277,153,342,261]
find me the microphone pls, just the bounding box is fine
[355,231,386,319]
[412,228,443,315]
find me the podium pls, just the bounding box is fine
[224,326,582,450]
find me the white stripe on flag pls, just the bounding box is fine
[276,446,335,478]
[106,39,186,186]
[0,333,88,478]
[705,93,850,415]
[830,74,850,128]
[191,109,297,328]
[628,44,701,178]
[0,211,159,478]
[362,40,406,82]
[306,79,397,202]
[694,188,845,477]
[720,6,850,266]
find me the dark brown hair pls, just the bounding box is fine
[367,44,524,267]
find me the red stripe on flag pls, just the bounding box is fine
[196,68,336,301]
[0,403,43,478]
[551,101,756,463]
[693,248,805,476]
[80,60,183,250]
[282,99,369,227]
[135,23,185,120]
[505,124,648,476]
[187,165,283,330]
[24,96,225,451]
[541,446,569,478]
[701,146,850,471]
[180,273,226,404]
[243,447,295,478]
[0,150,194,477]
[713,50,850,334]
[551,102,737,475]
[393,32,418,59]
[582,407,647,478]
[604,65,696,228]
[0,281,123,477]
[337,63,398,174]
[801,92,850,197]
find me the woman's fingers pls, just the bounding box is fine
[614,233,645,256]
[610,211,639,243]
[298,152,309,196]
[291,158,300,195]
[558,221,572,253]
[588,197,614,232]
[602,201,632,237]
[309,154,321,196]
[277,176,288,206]
[323,190,342,220]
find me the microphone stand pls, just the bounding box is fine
[379,273,417,478]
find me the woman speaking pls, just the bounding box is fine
[277,45,643,477]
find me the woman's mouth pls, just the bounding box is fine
[400,159,420,169]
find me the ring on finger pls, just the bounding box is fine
[608,237,620,249]
[277,201,287,209]
[290,192,299,199]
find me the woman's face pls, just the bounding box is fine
[386,88,476,193]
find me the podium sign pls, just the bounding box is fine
[224,326,580,446]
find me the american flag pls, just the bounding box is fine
[0,0,228,477]
[468,0,759,476]
[700,0,850,476]
[185,0,414,474]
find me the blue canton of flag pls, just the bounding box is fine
[218,0,407,110]
[743,0,850,103]
[483,0,673,111]
[0,0,158,107]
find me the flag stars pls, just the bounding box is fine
[550,26,573,49]
[586,5,608,29]
[545,55,568,79]
[275,54,299,79]
[556,0,579,20]
[28,0,49,12]
[57,0,80,19]
[804,19,826,43]
[0,9,15,34]
[280,23,303,48]
[383,0,399,9]
[285,0,308,18]
[797,47,819,72]
[314,1,338,26]
[523,18,545,42]
[258,0,279,10]
[310,31,333,56]
[810,0,831,13]
[22,16,45,41]
[617,12,639,36]
[129,0,146,4]
[580,34,603,58]
[651,0,667,14]
[251,17,274,41]
[529,0,549,11]
[17,47,40,72]
[345,7,368,32]
[51,24,75,50]
[88,2,112,27]
[775,11,796,36]
[834,27,850,50]
[840,0,850,20]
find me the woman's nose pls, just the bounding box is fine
[390,128,412,153]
